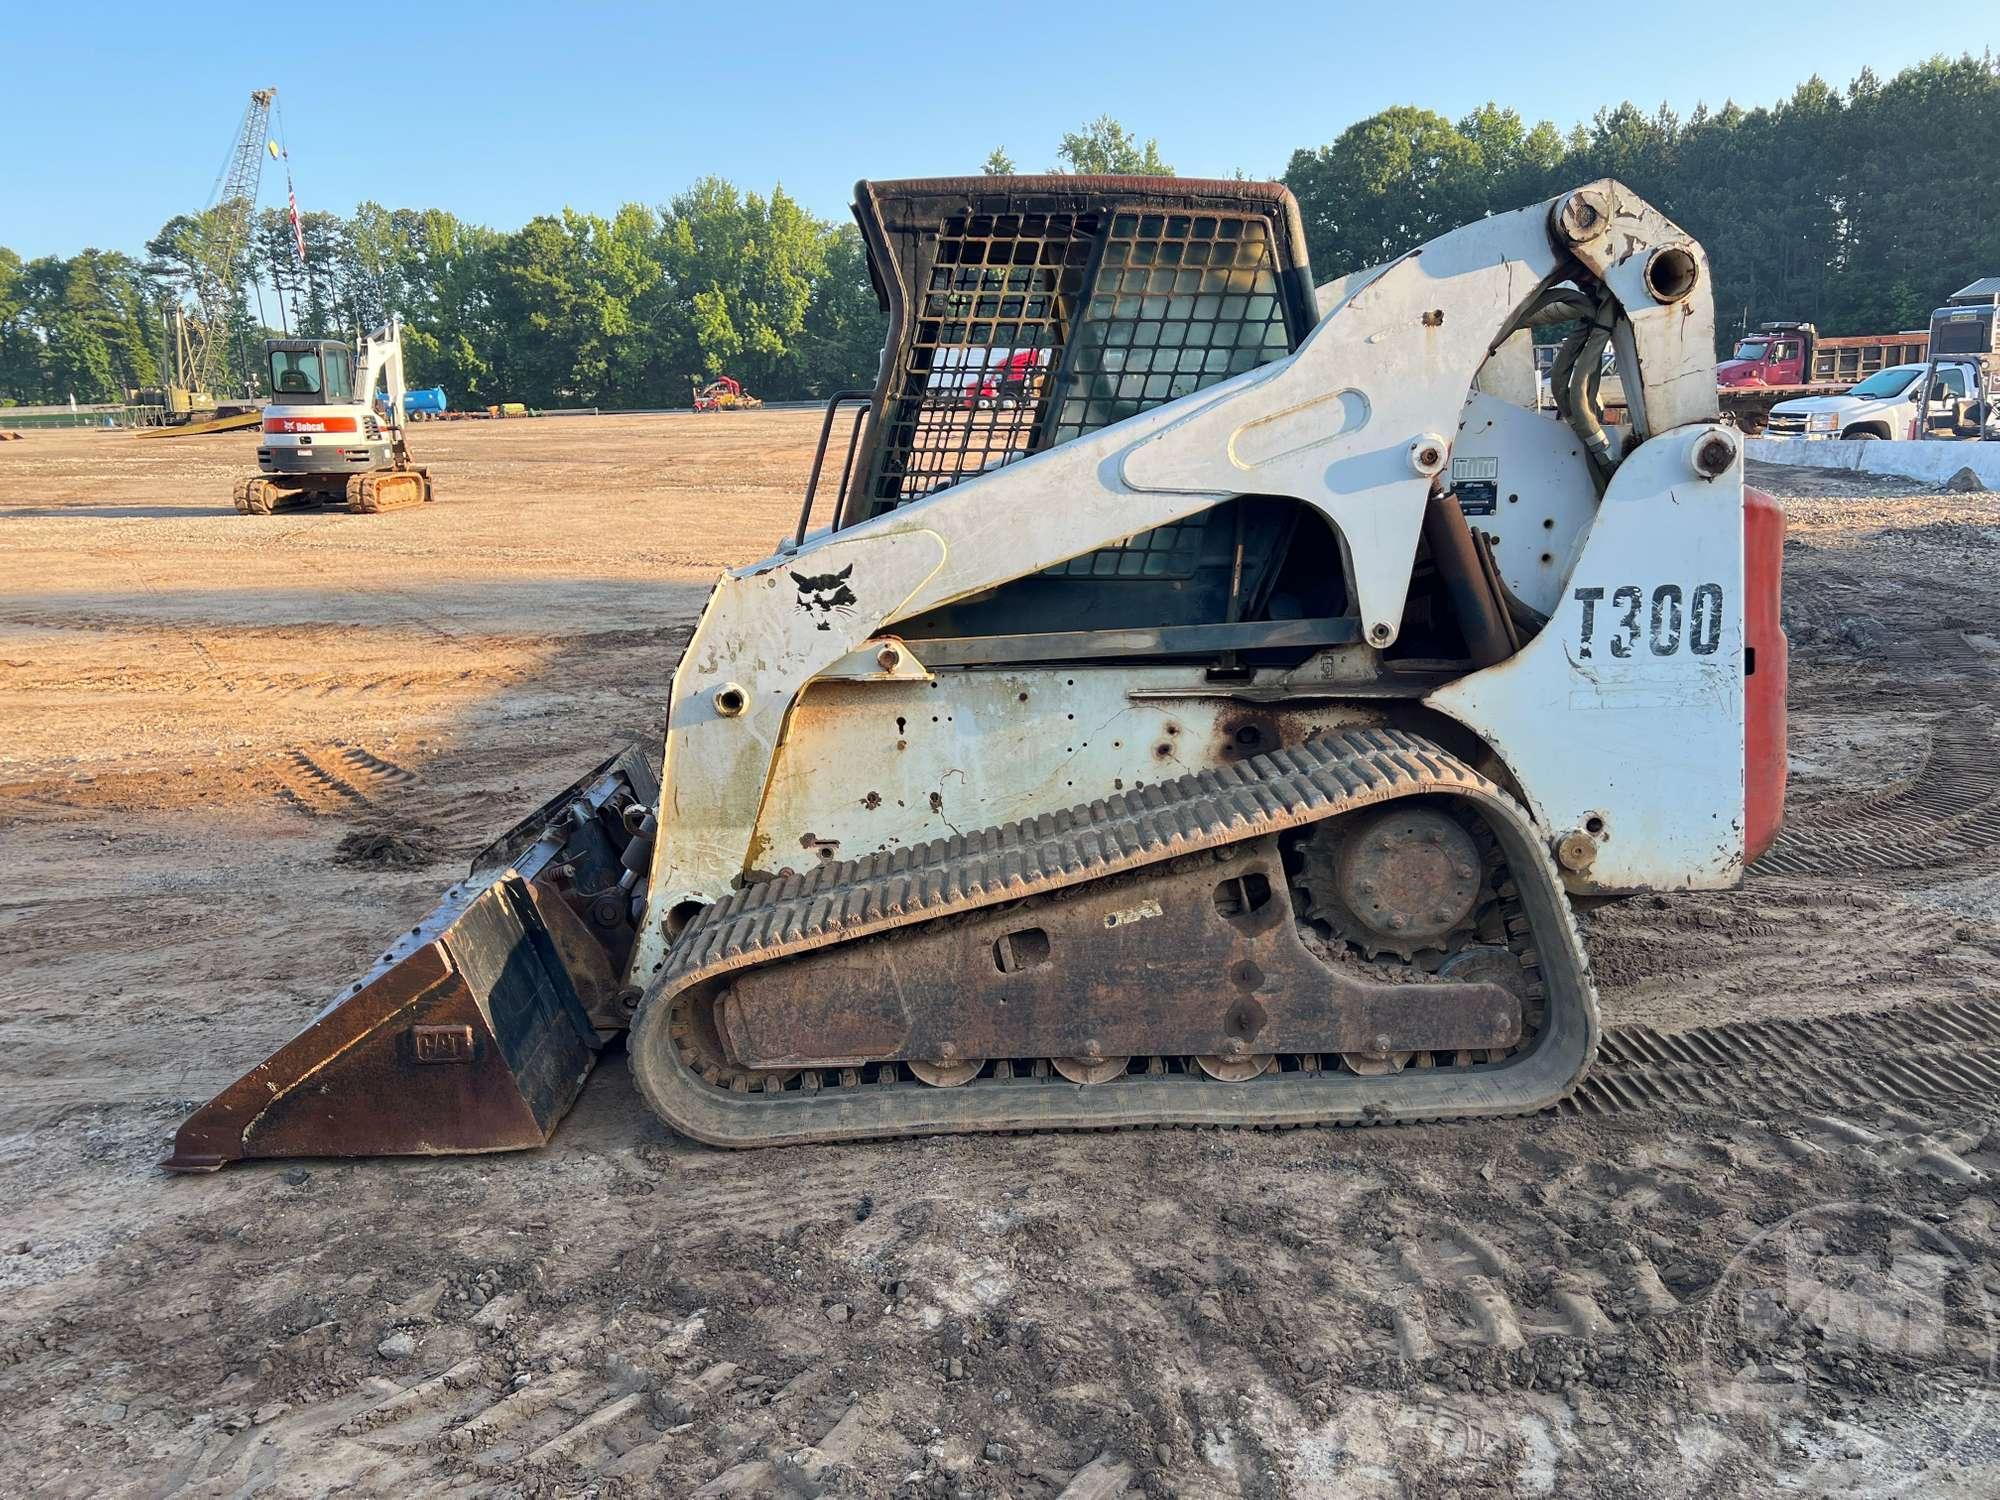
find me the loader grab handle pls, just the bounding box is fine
[794,390,873,546]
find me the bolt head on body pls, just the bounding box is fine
[1694,432,1737,480]
[1556,190,1609,245]
[1556,830,1598,873]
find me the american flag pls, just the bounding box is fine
[288,181,306,263]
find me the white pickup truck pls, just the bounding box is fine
[1765,361,1977,440]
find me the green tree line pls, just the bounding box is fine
[3,58,1994,409]
[0,179,884,409]
[1283,54,2000,342]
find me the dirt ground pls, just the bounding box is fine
[4,416,2000,1499]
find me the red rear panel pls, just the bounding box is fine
[264,414,358,434]
[1744,487,1788,862]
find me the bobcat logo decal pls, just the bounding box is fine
[790,564,857,630]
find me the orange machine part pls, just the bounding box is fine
[263,415,359,434]
[1743,486,1788,862]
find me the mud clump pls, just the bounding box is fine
[333,826,443,869]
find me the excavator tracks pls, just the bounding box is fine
[1570,993,2000,1119]
[232,475,317,515]
[629,728,1599,1146]
[346,469,433,513]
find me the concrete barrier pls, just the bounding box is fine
[1746,436,2000,489]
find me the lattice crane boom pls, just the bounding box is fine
[182,87,276,400]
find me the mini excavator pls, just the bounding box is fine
[235,316,435,515]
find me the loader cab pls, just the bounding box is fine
[266,339,355,405]
[822,177,1344,647]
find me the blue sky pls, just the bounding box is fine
[2,4,1988,259]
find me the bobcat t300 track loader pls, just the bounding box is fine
[166,175,1787,1169]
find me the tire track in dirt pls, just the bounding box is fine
[165,1346,933,1499]
[274,746,418,818]
[17,987,2000,1136]
[92,546,240,697]
[169,1083,1996,1499]
[1574,994,2000,1118]
[1755,717,2000,878]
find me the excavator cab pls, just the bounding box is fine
[266,339,354,402]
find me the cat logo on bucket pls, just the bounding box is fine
[411,1024,475,1063]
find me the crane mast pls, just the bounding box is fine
[170,87,276,410]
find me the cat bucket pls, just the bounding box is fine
[163,747,659,1172]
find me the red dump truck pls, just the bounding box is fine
[1716,321,1931,432]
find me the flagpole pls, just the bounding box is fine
[274,94,314,336]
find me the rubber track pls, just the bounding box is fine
[630,727,1599,1146]
[348,470,430,514]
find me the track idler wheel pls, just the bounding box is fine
[1194,1053,1275,1082]
[1341,1049,1413,1076]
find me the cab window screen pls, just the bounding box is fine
[270,350,323,396]
[1045,212,1293,579]
[324,354,353,403]
[867,211,1095,509]
[855,187,1306,581]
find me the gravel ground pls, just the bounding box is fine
[2,426,1998,1498]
